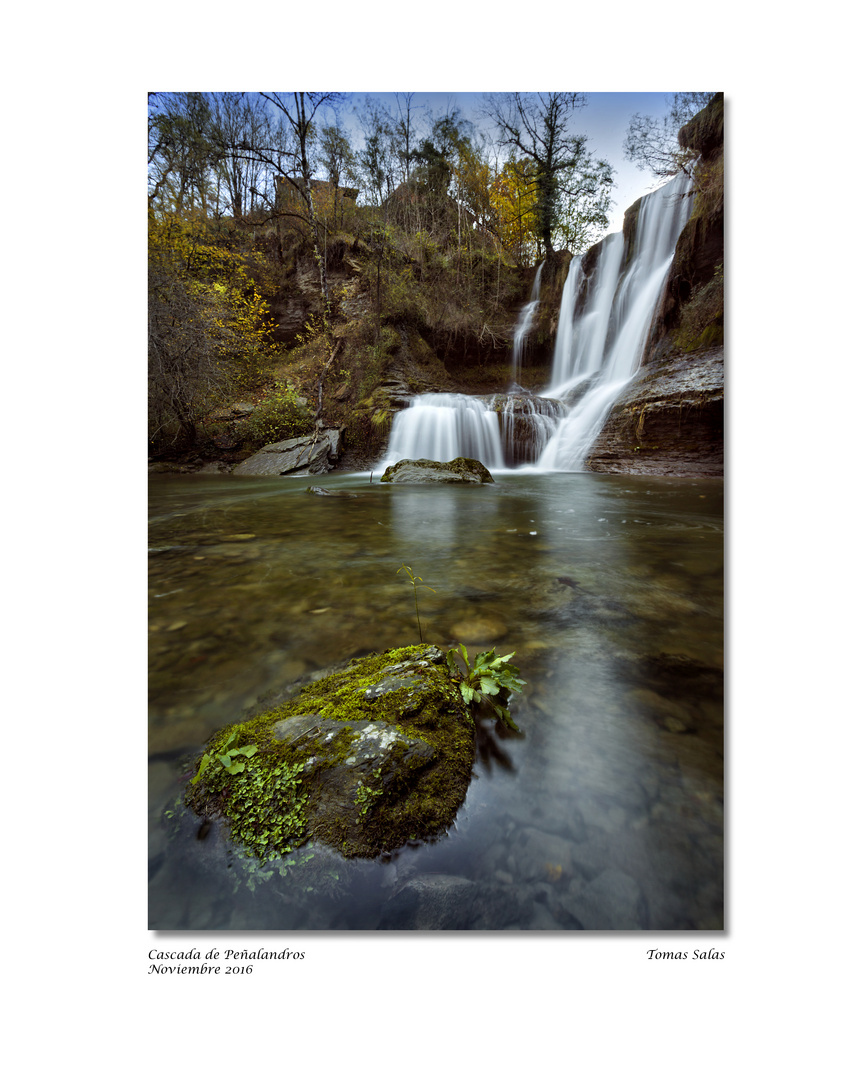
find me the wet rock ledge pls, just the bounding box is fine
[184,645,476,860]
[586,346,723,477]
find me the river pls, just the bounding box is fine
[149,469,723,931]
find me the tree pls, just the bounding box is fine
[355,98,397,207]
[489,156,539,265]
[623,92,716,180]
[148,212,277,449]
[485,92,613,259]
[207,92,271,219]
[393,92,420,186]
[261,93,344,307]
[148,93,218,216]
[318,121,357,226]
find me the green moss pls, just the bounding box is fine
[673,264,724,353]
[380,457,495,484]
[184,645,476,862]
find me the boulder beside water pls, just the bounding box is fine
[184,645,475,860]
[232,428,343,476]
[380,457,494,484]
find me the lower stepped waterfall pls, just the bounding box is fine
[383,393,507,468]
[380,171,694,473]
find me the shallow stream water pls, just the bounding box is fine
[149,469,723,931]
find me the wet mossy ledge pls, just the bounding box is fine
[184,645,478,860]
[380,457,495,484]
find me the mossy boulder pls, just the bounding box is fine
[380,457,495,484]
[184,645,476,860]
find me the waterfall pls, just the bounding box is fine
[491,394,568,466]
[379,171,694,473]
[385,393,506,469]
[547,234,623,395]
[511,261,544,387]
[539,171,694,470]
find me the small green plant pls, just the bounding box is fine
[397,563,435,643]
[189,731,258,784]
[445,644,526,732]
[354,768,384,822]
[187,736,308,861]
[239,380,311,445]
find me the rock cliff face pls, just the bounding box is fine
[585,346,723,476]
[587,93,724,477]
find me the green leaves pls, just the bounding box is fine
[189,751,212,786]
[460,683,478,705]
[446,645,526,731]
[189,732,258,783]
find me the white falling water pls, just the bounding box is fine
[379,171,693,473]
[547,234,623,395]
[538,172,694,470]
[511,261,544,386]
[385,393,506,469]
[492,394,568,466]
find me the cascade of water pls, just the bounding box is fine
[511,261,544,386]
[547,256,582,390]
[378,172,693,473]
[547,233,624,398]
[383,393,506,469]
[491,394,568,466]
[538,172,694,470]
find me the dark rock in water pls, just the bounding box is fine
[184,645,475,860]
[379,874,479,930]
[232,429,343,476]
[378,873,528,930]
[305,486,357,498]
[380,457,494,485]
[561,868,648,930]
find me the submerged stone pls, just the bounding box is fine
[184,645,475,860]
[380,457,494,484]
[305,486,357,497]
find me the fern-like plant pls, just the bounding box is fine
[445,644,526,731]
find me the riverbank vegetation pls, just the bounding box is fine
[147,92,615,461]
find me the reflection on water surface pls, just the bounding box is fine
[149,470,723,931]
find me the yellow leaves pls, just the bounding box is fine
[489,158,540,265]
[150,208,279,390]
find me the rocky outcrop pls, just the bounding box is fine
[586,346,723,476]
[647,93,724,361]
[380,457,495,484]
[486,392,567,467]
[588,94,724,478]
[232,428,344,476]
[184,645,476,860]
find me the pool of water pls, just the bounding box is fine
[149,469,723,931]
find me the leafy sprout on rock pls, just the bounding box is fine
[445,644,526,732]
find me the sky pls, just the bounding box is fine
[333,90,686,237]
